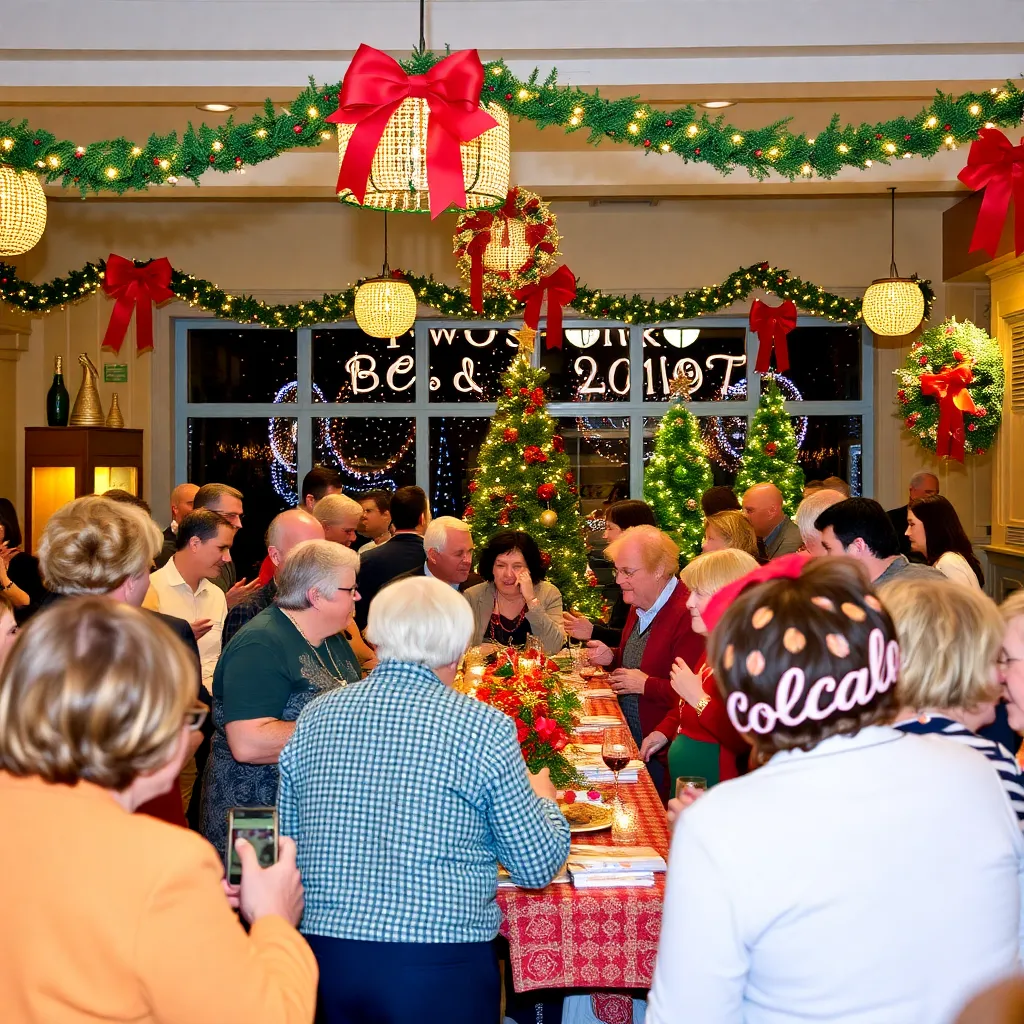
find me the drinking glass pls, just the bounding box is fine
[675,776,708,800]
[602,727,631,807]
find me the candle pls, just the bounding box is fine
[612,803,638,845]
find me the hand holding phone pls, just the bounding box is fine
[235,835,304,928]
[226,807,278,886]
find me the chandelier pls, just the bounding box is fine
[862,188,925,337]
[0,165,46,256]
[354,213,417,339]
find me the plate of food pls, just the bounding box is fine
[557,793,615,833]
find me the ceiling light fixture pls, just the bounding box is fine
[700,100,735,109]
[861,187,925,337]
[196,103,237,113]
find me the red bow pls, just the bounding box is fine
[749,298,798,373]
[702,553,810,635]
[919,364,978,462]
[514,265,577,349]
[327,45,497,220]
[957,128,1024,258]
[101,254,174,354]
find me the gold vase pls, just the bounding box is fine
[69,354,104,426]
[105,392,124,429]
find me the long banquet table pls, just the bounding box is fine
[496,688,669,995]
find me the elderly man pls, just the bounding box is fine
[312,493,363,548]
[888,471,939,561]
[155,482,199,569]
[741,482,802,561]
[278,577,569,1021]
[794,489,846,556]
[391,516,479,591]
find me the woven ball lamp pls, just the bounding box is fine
[336,100,509,214]
[484,217,530,273]
[0,165,46,256]
[862,188,924,337]
[353,213,418,339]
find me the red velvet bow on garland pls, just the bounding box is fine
[326,45,498,220]
[919,364,979,463]
[514,265,577,349]
[749,298,798,373]
[100,254,174,354]
[957,127,1024,258]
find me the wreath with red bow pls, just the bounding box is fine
[453,186,560,311]
[894,318,1003,462]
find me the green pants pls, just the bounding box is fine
[667,733,721,796]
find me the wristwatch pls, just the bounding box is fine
[694,695,711,716]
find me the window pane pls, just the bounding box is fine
[314,417,417,493]
[312,327,415,404]
[643,415,741,487]
[781,325,861,401]
[428,326,519,402]
[542,327,631,402]
[188,329,296,403]
[187,417,291,579]
[642,326,747,402]
[556,416,630,519]
[796,415,863,495]
[429,417,492,518]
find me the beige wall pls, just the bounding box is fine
[7,193,990,538]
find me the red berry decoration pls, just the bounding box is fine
[919,355,928,366]
[904,134,912,141]
[539,551,552,568]
[563,790,577,804]
[944,124,951,131]
[754,148,763,158]
[505,93,513,101]
[152,158,160,166]
[467,481,479,493]
[551,435,565,453]
[665,120,673,127]
[978,407,988,417]
[463,505,475,519]
[532,387,545,404]
[503,427,519,443]
[520,387,530,396]
[897,389,907,401]
[73,151,83,160]
[525,404,537,415]
[953,350,965,362]
[293,124,304,134]
[208,155,216,163]
[765,441,778,456]
[505,493,516,505]
[32,139,40,146]
[694,147,701,155]
[504,388,513,397]
[587,790,601,801]
[565,470,575,484]
[523,445,547,465]
[643,139,651,148]
[537,483,557,501]
[968,423,977,431]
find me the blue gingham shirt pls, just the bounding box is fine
[278,658,571,943]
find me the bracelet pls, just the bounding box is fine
[694,695,711,716]
[528,597,540,609]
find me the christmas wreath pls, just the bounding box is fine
[894,318,1003,462]
[453,186,560,312]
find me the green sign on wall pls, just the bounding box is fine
[103,363,128,383]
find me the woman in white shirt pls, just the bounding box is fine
[906,494,983,589]
[648,555,1023,1024]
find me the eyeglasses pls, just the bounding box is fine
[614,567,642,579]
[335,586,360,595]
[184,704,208,731]
[997,651,1024,669]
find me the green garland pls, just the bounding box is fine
[0,259,933,329]
[0,48,1020,194]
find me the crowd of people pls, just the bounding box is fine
[1,465,1023,1023]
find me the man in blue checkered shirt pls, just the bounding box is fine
[278,575,570,1024]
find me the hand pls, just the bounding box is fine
[640,730,668,762]
[528,766,557,802]
[191,618,214,641]
[225,577,262,610]
[0,541,18,572]
[221,877,241,910]
[236,835,304,928]
[670,657,707,707]
[563,611,594,641]
[516,570,537,607]
[610,667,648,695]
[666,785,704,829]
[585,640,614,667]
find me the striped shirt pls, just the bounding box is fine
[278,659,571,943]
[895,714,1024,828]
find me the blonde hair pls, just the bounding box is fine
[0,591,14,619]
[37,496,162,595]
[0,598,195,789]
[605,525,679,578]
[680,548,759,597]
[885,578,1003,711]
[1000,590,1024,624]
[704,510,758,558]
[795,489,846,546]
[312,493,363,526]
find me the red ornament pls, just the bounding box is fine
[523,445,547,465]
[754,149,763,158]
[525,404,537,415]
[694,147,701,155]
[505,92,513,101]
[953,350,965,362]
[904,134,912,141]
[152,158,160,166]
[643,139,651,148]
[539,551,552,568]
[293,124,304,134]
[564,470,575,484]
[978,448,987,455]
[537,482,557,501]
[905,413,920,427]
[504,388,513,397]
[551,435,565,453]
[464,505,475,518]
[520,387,530,396]
[765,441,778,456]
[73,151,84,160]
[234,156,243,167]
[502,427,519,443]
[665,120,673,127]
[919,355,929,365]
[498,509,510,526]
[32,139,40,146]
[944,124,951,131]
[467,481,479,493]
[897,389,907,402]
[505,493,516,505]
[978,406,988,416]
[875,133,883,140]
[208,155,216,163]
[968,422,977,431]
[532,387,545,404]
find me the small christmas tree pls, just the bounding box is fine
[735,377,805,515]
[644,374,713,561]
[465,345,602,618]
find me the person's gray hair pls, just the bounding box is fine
[909,471,939,492]
[423,515,472,554]
[795,489,846,545]
[366,577,475,669]
[311,493,363,526]
[275,539,359,610]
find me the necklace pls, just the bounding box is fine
[488,595,528,645]
[282,611,350,683]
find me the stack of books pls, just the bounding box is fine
[573,754,645,784]
[567,845,667,889]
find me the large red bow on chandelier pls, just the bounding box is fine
[515,265,577,349]
[327,45,498,220]
[919,364,978,463]
[957,127,1024,258]
[749,298,797,373]
[101,254,175,354]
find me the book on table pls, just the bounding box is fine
[567,844,667,889]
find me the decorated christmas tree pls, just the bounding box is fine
[643,374,713,561]
[465,346,602,618]
[735,377,805,515]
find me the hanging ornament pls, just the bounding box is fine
[523,445,547,465]
[354,214,417,338]
[539,508,558,528]
[454,187,560,311]
[956,127,1024,258]
[749,298,797,373]
[515,264,577,350]
[0,165,46,256]
[537,482,557,501]
[502,427,519,443]
[862,188,925,337]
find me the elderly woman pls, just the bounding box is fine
[906,494,984,588]
[464,531,566,654]
[279,576,570,1023]
[640,549,758,791]
[0,598,316,1022]
[585,526,705,783]
[202,539,361,861]
[701,509,759,558]
[648,555,1024,1024]
[886,578,1024,825]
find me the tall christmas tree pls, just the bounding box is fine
[465,340,602,618]
[644,374,713,561]
[735,377,805,515]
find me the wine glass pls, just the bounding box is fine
[602,726,631,808]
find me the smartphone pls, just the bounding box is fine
[226,807,278,886]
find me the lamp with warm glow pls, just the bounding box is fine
[354,213,417,339]
[862,188,924,337]
[0,165,46,256]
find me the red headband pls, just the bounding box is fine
[701,552,810,634]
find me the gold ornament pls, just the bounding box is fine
[0,165,46,256]
[540,508,558,528]
[105,392,124,428]
[669,369,692,400]
[69,353,104,426]
[516,324,537,356]
[353,274,417,339]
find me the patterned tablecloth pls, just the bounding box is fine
[497,692,669,994]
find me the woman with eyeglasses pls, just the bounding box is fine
[0,598,317,1023]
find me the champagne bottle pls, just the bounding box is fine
[46,355,70,427]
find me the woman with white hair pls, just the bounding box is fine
[278,576,570,1024]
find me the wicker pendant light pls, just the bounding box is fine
[354,213,417,339]
[0,165,46,256]
[862,188,925,337]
